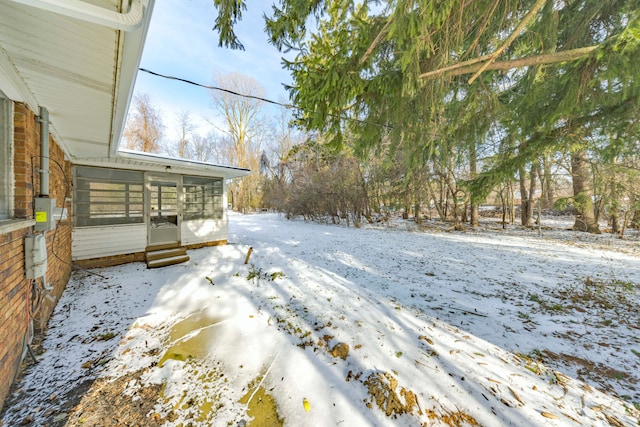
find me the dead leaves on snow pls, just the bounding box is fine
[364,371,420,418]
[353,370,480,426]
[419,335,434,345]
[271,302,639,426]
[540,411,560,419]
[362,369,480,426]
[424,408,481,427]
[330,342,350,360]
[64,369,165,426]
[508,386,525,406]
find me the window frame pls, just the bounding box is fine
[182,176,223,221]
[74,166,145,227]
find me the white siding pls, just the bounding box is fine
[181,217,228,246]
[72,224,146,260]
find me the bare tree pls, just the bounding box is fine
[267,104,304,181]
[210,134,236,165]
[209,72,267,166]
[189,133,218,162]
[209,72,267,211]
[175,111,195,158]
[123,93,164,153]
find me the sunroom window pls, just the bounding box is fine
[74,166,144,226]
[183,176,223,220]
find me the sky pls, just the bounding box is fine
[2,213,639,425]
[131,0,293,141]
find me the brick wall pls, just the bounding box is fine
[0,227,29,412]
[0,103,72,411]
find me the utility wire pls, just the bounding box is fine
[31,155,107,279]
[138,68,393,130]
[139,68,293,108]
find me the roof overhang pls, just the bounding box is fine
[0,0,154,160]
[74,150,252,179]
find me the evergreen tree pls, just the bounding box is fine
[212,0,640,231]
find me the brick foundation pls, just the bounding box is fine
[73,252,146,269]
[185,239,227,250]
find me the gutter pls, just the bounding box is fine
[9,0,148,31]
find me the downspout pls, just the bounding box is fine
[9,0,148,31]
[39,106,49,197]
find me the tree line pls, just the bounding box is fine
[123,72,640,234]
[124,0,640,234]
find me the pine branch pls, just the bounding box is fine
[420,45,598,80]
[421,54,493,79]
[462,0,502,59]
[468,0,548,84]
[359,16,394,65]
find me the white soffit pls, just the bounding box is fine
[0,0,152,159]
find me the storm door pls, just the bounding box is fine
[147,175,181,246]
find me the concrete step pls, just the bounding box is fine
[146,254,190,269]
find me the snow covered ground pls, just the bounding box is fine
[2,212,639,426]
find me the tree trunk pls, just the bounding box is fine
[427,179,445,221]
[414,202,422,224]
[508,181,515,224]
[461,201,468,224]
[519,162,538,226]
[528,162,538,224]
[571,149,600,233]
[469,140,479,227]
[519,167,532,226]
[540,155,554,209]
[609,158,620,235]
[356,164,373,223]
[499,186,507,230]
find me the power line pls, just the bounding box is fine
[138,68,393,130]
[139,68,293,108]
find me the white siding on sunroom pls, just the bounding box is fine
[72,224,146,260]
[181,217,228,246]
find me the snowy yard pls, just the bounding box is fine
[2,213,640,426]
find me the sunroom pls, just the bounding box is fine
[71,151,249,268]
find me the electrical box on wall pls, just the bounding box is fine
[34,197,56,231]
[25,234,47,279]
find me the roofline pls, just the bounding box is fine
[73,150,252,179]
